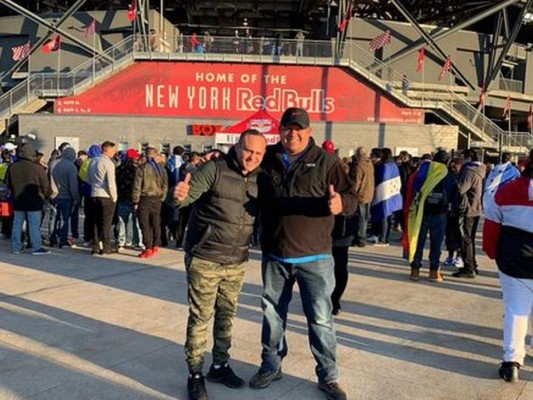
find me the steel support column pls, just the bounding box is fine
[484,0,533,92]
[383,0,520,68]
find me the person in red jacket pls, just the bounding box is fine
[483,148,533,383]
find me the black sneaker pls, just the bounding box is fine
[249,367,283,389]
[206,363,244,388]
[499,361,520,382]
[451,268,476,279]
[187,373,208,400]
[318,381,347,400]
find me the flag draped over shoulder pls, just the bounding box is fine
[404,161,448,262]
[371,162,403,223]
[482,161,520,238]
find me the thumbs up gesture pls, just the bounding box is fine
[174,172,191,201]
[328,185,342,215]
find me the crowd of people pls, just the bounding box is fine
[0,140,213,258]
[0,106,532,399]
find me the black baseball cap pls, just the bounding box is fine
[280,107,310,129]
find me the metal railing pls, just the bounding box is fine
[1,33,530,153]
[498,77,523,93]
[501,131,533,148]
[0,36,134,121]
[340,40,531,152]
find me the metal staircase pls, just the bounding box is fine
[0,34,530,153]
[0,36,135,130]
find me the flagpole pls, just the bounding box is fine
[57,40,61,94]
[92,20,96,84]
[27,43,31,100]
[421,59,424,108]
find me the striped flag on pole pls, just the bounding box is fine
[12,40,31,61]
[502,95,511,120]
[438,55,452,81]
[84,18,96,38]
[369,30,391,51]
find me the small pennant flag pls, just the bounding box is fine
[12,40,31,61]
[339,3,352,33]
[527,104,532,131]
[438,55,452,81]
[84,19,96,38]
[502,95,511,120]
[416,47,425,72]
[127,0,136,22]
[42,35,61,53]
[369,30,391,51]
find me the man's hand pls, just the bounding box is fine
[328,185,342,215]
[174,172,191,201]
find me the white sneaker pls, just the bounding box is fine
[366,235,379,244]
[453,257,464,268]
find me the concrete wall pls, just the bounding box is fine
[18,113,458,158]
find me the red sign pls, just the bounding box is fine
[56,62,423,124]
[191,124,222,136]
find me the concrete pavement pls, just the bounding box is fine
[0,232,530,400]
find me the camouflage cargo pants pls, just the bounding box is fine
[184,254,246,373]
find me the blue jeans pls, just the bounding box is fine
[260,256,338,383]
[411,213,447,270]
[70,202,79,239]
[50,199,74,245]
[116,202,142,247]
[12,210,42,252]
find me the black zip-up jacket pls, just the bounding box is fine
[258,138,358,258]
[6,145,50,212]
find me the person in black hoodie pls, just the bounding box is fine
[452,148,486,278]
[5,144,50,255]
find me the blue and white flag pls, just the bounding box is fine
[483,161,520,217]
[371,161,403,222]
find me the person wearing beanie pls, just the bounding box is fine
[115,148,143,252]
[483,149,533,383]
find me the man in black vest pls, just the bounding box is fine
[173,129,266,400]
[250,107,357,400]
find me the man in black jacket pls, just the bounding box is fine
[6,144,50,255]
[249,107,357,400]
[173,130,266,400]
